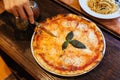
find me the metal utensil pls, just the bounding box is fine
[115,0,120,7]
[34,21,57,37]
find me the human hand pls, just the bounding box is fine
[3,0,34,24]
[0,0,4,14]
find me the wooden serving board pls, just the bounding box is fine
[54,0,120,38]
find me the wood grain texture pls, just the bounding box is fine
[57,0,120,36]
[0,0,120,80]
[0,56,12,80]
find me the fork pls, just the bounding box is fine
[115,0,120,7]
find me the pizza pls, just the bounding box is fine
[31,14,105,76]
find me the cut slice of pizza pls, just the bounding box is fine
[31,14,106,76]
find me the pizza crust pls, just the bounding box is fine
[31,14,105,76]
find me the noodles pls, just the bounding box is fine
[87,0,118,14]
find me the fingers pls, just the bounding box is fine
[24,1,34,24]
[17,5,27,20]
[10,8,19,17]
[3,0,34,24]
[10,1,19,17]
[3,0,19,17]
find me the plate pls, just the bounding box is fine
[31,14,106,76]
[79,0,120,19]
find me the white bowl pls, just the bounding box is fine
[79,0,120,19]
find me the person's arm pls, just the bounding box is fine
[1,0,34,24]
[0,0,5,14]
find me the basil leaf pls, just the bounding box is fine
[62,41,69,50]
[70,40,86,49]
[66,31,74,40]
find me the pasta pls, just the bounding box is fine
[87,0,118,14]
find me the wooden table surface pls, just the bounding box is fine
[0,0,120,80]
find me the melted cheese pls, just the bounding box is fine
[33,14,104,75]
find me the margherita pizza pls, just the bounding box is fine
[31,14,105,76]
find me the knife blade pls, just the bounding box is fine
[34,21,57,37]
